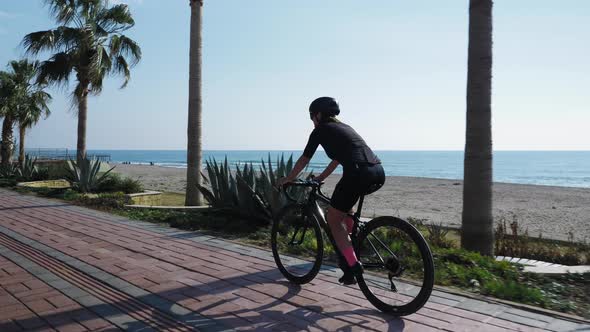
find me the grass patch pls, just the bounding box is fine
[160,192,186,206]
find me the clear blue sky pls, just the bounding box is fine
[0,1,588,150]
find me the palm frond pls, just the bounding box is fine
[109,34,141,66]
[19,89,52,126]
[79,0,103,23]
[88,45,112,83]
[56,26,83,51]
[98,4,134,33]
[22,26,82,56]
[22,30,59,56]
[112,55,130,88]
[36,52,76,87]
[8,60,37,83]
[44,0,77,25]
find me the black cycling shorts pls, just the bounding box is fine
[331,163,385,213]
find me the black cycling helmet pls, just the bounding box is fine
[309,97,340,117]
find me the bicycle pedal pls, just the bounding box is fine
[338,273,357,285]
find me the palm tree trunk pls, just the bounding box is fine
[1,115,14,167]
[461,0,494,256]
[186,0,204,206]
[77,84,89,163]
[18,125,25,166]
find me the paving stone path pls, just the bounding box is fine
[1,188,589,331]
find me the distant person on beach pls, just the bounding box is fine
[277,97,385,285]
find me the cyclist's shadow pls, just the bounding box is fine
[191,271,406,331]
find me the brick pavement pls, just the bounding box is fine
[0,188,589,331]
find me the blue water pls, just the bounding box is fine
[79,150,590,189]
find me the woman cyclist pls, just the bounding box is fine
[277,97,385,284]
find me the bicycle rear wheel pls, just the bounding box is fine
[271,204,324,284]
[355,216,434,315]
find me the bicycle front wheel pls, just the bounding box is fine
[356,216,434,315]
[271,204,324,284]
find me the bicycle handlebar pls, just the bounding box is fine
[283,179,324,188]
[282,179,327,202]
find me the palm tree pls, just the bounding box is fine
[0,70,16,167]
[186,0,204,206]
[22,0,141,163]
[15,63,52,166]
[0,60,51,167]
[461,0,494,256]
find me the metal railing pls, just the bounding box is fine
[25,148,111,162]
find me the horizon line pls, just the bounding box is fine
[24,148,590,152]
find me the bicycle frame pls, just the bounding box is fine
[284,181,398,272]
[278,180,435,314]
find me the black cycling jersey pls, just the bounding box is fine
[302,121,381,168]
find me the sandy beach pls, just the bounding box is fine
[112,163,590,242]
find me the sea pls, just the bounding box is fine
[76,150,590,189]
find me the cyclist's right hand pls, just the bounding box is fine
[276,177,292,190]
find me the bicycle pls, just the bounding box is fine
[271,179,434,316]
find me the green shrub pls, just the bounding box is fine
[63,189,81,201]
[41,161,71,180]
[495,216,589,265]
[95,173,143,194]
[424,222,456,249]
[33,166,50,181]
[119,208,262,235]
[117,177,143,194]
[75,192,131,210]
[0,178,17,187]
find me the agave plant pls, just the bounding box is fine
[0,162,19,179]
[197,154,314,222]
[15,155,38,181]
[197,157,267,219]
[65,158,115,193]
[256,154,314,218]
